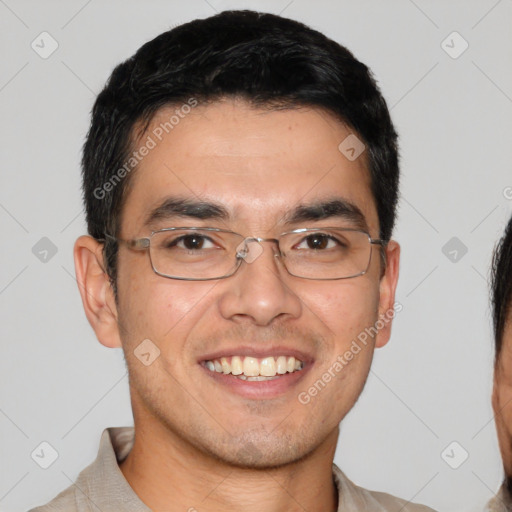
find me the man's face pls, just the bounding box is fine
[105,100,399,468]
[494,320,512,482]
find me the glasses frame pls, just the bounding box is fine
[103,227,387,281]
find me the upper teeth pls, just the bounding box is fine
[204,356,303,377]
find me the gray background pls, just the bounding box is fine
[1,1,511,511]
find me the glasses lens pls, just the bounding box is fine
[149,229,242,279]
[281,229,372,279]
[146,228,374,280]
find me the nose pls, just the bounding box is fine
[217,240,302,326]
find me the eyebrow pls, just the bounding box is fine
[283,198,369,231]
[144,197,230,228]
[144,196,368,231]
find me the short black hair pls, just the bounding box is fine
[82,10,399,291]
[492,214,512,362]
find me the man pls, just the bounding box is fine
[488,215,512,511]
[30,10,434,512]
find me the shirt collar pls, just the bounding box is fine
[485,482,512,512]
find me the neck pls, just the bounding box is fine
[119,418,339,512]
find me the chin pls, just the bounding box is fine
[213,447,309,471]
[202,431,317,470]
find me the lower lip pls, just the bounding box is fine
[200,364,312,400]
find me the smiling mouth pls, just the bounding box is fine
[202,355,304,381]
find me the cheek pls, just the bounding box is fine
[308,280,380,338]
[497,383,512,437]
[117,269,223,377]
[117,261,203,343]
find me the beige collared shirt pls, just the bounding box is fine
[29,427,436,512]
[485,484,512,512]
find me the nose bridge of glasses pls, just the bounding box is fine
[235,237,281,264]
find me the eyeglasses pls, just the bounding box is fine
[104,227,386,281]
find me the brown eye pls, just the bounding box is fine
[167,235,216,250]
[302,234,335,250]
[308,235,327,249]
[180,235,205,250]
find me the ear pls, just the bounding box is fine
[73,235,122,348]
[375,240,400,349]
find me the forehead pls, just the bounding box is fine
[122,99,377,234]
